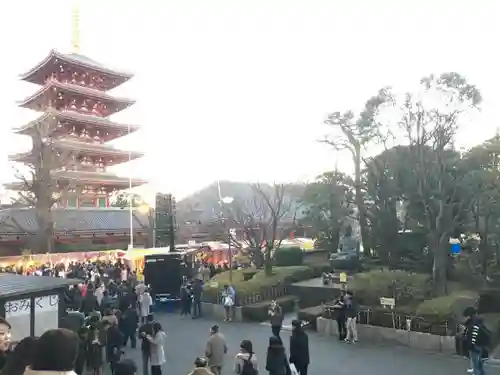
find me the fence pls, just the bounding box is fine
[323,304,459,336]
[203,284,288,306]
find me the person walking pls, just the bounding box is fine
[138,315,154,375]
[205,325,227,375]
[344,291,358,343]
[265,336,291,375]
[234,340,258,375]
[146,322,167,375]
[120,304,139,349]
[139,290,153,324]
[268,300,284,341]
[221,284,235,322]
[463,307,491,375]
[289,320,309,375]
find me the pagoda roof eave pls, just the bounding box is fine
[51,170,147,186]
[8,141,144,162]
[52,140,144,159]
[17,81,135,108]
[13,110,140,135]
[4,173,147,191]
[19,50,133,82]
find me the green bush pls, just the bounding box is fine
[348,269,431,306]
[203,266,315,302]
[275,246,303,266]
[416,290,478,319]
[241,295,296,322]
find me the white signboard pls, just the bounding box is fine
[35,295,59,337]
[5,295,59,340]
[380,297,396,308]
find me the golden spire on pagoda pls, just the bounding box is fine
[72,0,80,53]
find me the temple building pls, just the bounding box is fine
[5,50,146,208]
[0,49,151,254]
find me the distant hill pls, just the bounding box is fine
[176,181,306,224]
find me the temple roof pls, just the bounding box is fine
[0,207,148,234]
[0,273,78,299]
[18,80,135,110]
[13,109,140,135]
[9,139,143,164]
[19,50,133,89]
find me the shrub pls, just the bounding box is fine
[416,290,478,320]
[348,269,431,306]
[203,266,315,303]
[478,288,500,313]
[275,247,303,266]
[241,295,296,322]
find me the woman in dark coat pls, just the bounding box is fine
[105,321,124,374]
[265,336,291,375]
[289,320,309,375]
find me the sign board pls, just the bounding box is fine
[380,297,396,308]
[188,240,196,246]
[339,272,347,283]
[6,295,59,340]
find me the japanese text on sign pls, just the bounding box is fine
[5,295,59,317]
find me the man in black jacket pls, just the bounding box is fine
[120,304,139,349]
[289,320,309,375]
[138,314,154,375]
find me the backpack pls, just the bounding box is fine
[241,354,257,375]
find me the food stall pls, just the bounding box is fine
[118,247,171,278]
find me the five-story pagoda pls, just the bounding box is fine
[5,50,146,208]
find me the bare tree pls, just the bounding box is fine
[323,88,392,256]
[395,73,481,296]
[231,183,293,275]
[12,124,78,253]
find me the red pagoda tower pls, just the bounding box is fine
[5,50,146,208]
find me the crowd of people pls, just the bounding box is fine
[0,256,490,375]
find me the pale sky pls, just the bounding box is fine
[0,0,499,202]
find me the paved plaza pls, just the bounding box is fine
[116,312,483,375]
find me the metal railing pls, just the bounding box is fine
[323,305,459,336]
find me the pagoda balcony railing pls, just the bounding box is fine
[60,165,106,173]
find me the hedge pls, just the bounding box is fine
[203,265,327,304]
[275,247,303,266]
[348,269,431,306]
[415,290,478,319]
[241,295,296,322]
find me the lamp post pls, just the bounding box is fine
[221,196,234,283]
[127,122,133,250]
